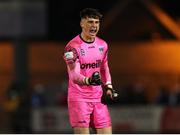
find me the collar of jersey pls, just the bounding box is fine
[79,34,95,44]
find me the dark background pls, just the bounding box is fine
[47,0,180,41]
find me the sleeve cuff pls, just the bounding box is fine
[84,77,90,85]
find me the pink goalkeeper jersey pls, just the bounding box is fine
[63,35,112,102]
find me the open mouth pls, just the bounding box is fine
[89,28,97,35]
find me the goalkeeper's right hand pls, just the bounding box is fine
[84,71,102,86]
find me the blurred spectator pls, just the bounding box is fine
[11,87,31,133]
[3,81,31,133]
[156,82,180,106]
[56,80,67,106]
[31,84,47,108]
[118,84,134,105]
[156,86,170,105]
[131,81,148,105]
[169,82,180,106]
[118,82,148,105]
[3,82,21,112]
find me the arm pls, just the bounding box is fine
[100,45,118,100]
[100,46,112,86]
[64,46,86,85]
[64,45,102,86]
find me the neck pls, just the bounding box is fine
[80,33,95,43]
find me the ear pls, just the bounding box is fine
[80,19,85,28]
[80,19,84,28]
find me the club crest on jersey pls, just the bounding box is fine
[99,46,104,53]
[80,49,85,56]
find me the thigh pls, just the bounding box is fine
[96,127,112,134]
[68,101,93,128]
[92,102,112,128]
[74,127,89,134]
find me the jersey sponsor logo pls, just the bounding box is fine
[80,60,101,69]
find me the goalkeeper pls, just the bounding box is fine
[63,8,118,134]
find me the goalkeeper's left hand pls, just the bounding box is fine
[101,84,118,104]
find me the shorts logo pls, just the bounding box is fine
[80,60,101,69]
[78,120,86,123]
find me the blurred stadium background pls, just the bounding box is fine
[0,0,180,133]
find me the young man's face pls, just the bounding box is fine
[80,17,100,39]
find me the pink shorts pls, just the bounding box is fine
[68,101,112,128]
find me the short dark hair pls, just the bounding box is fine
[80,8,103,20]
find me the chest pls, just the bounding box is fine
[78,44,105,63]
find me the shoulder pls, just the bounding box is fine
[65,35,82,51]
[63,36,80,62]
[96,37,108,46]
[96,36,108,49]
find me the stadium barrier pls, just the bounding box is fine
[32,106,180,133]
